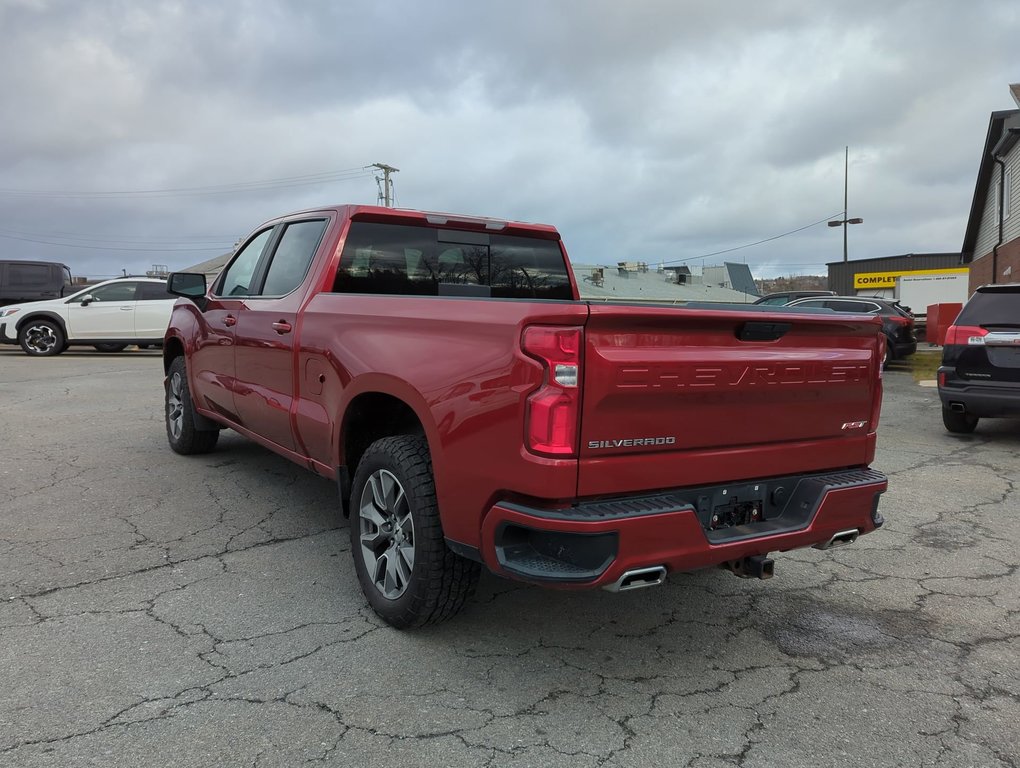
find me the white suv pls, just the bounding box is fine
[0,277,177,356]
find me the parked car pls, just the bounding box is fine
[786,295,918,365]
[0,260,74,307]
[162,204,888,628]
[753,290,836,306]
[0,277,176,356]
[937,283,1020,433]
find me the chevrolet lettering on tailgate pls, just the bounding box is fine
[615,361,870,389]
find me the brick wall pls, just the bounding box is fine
[969,236,1020,292]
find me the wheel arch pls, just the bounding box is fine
[15,311,68,339]
[163,335,185,374]
[336,388,436,517]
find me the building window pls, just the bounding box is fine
[996,167,1013,221]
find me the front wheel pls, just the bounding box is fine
[349,435,479,628]
[165,356,219,454]
[942,405,978,434]
[19,319,65,356]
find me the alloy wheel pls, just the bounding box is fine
[167,372,184,440]
[358,469,415,599]
[24,324,58,354]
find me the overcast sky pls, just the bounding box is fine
[1,0,1017,279]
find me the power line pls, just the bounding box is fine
[0,231,229,252]
[661,212,845,266]
[0,166,377,199]
[0,226,232,246]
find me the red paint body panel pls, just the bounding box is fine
[577,305,883,496]
[166,204,888,587]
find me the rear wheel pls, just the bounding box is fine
[19,319,65,356]
[94,343,128,353]
[165,356,219,454]
[349,435,479,628]
[942,405,978,434]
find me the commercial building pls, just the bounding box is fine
[827,253,966,299]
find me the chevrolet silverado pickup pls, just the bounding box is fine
[163,204,888,628]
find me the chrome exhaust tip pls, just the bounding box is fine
[603,565,667,592]
[814,528,860,550]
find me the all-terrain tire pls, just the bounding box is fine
[165,356,220,454]
[349,435,480,628]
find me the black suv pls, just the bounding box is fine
[785,295,917,365]
[938,284,1020,433]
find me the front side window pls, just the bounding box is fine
[88,282,138,302]
[261,219,328,296]
[218,229,273,297]
[332,222,572,300]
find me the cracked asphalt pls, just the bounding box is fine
[1,348,1018,767]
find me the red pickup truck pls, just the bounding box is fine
[163,204,888,628]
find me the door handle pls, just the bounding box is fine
[271,320,292,335]
[223,315,237,327]
[120,306,134,311]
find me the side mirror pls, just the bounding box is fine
[80,294,95,306]
[167,272,207,299]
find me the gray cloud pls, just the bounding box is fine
[0,0,1016,278]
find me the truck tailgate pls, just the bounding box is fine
[578,304,883,496]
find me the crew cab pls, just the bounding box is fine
[1,277,177,355]
[163,204,889,628]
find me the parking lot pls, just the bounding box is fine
[1,349,1018,767]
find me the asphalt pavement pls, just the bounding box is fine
[0,348,1018,767]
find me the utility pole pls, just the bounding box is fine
[372,163,399,207]
[828,146,863,262]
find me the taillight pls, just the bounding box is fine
[522,325,582,457]
[943,325,988,346]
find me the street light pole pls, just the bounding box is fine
[828,145,863,262]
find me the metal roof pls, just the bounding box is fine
[572,263,758,304]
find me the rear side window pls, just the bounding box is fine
[825,300,877,313]
[957,289,1020,326]
[332,222,572,300]
[137,282,175,301]
[7,263,51,287]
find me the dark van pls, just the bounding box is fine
[0,260,74,307]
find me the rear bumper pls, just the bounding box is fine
[893,340,917,359]
[938,374,1020,418]
[475,468,887,588]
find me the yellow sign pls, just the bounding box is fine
[853,267,968,290]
